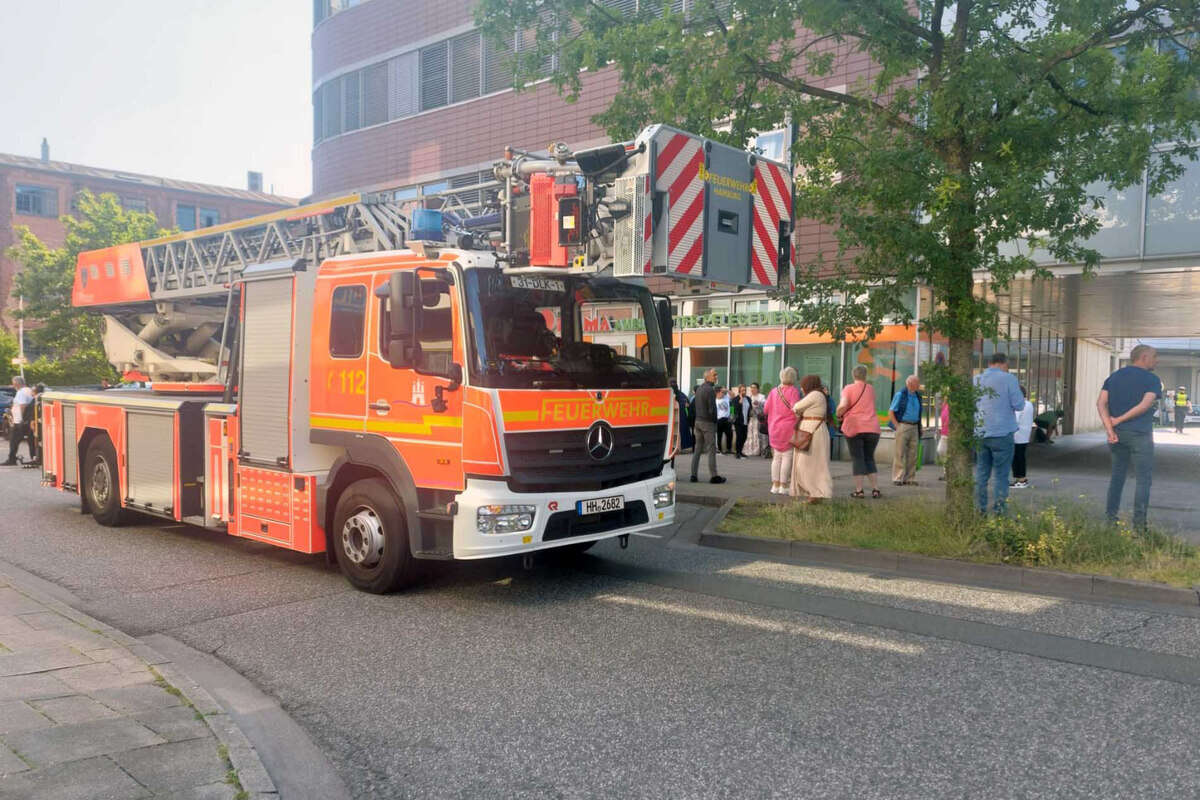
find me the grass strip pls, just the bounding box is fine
[717,498,1200,587]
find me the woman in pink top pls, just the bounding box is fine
[837,365,882,498]
[764,367,802,494]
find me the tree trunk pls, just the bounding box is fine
[945,332,975,525]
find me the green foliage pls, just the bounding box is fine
[5,190,166,384]
[477,0,1200,503]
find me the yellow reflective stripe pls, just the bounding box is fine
[649,406,670,416]
[310,415,462,435]
[502,410,540,423]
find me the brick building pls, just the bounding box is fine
[0,149,295,330]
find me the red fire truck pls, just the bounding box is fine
[39,126,792,592]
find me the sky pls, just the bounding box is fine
[0,0,312,199]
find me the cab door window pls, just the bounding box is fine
[330,285,367,357]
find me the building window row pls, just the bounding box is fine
[14,184,58,218]
[313,0,363,27]
[176,204,220,232]
[313,30,549,144]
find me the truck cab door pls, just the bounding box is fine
[311,280,370,432]
[367,269,464,490]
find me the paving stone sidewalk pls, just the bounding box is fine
[0,574,276,800]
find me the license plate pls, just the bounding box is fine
[577,495,624,515]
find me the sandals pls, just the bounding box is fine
[871,489,882,499]
[851,490,865,499]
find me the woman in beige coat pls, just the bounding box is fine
[790,374,833,503]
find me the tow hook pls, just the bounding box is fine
[619,534,629,550]
[522,554,534,570]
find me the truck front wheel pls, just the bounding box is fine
[84,438,127,527]
[331,478,417,594]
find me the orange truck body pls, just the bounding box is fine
[42,242,677,585]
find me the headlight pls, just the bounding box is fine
[477,504,536,534]
[652,481,675,509]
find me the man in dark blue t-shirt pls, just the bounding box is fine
[1098,344,1162,530]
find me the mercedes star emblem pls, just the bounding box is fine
[586,420,615,461]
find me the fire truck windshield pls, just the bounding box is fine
[463,271,669,390]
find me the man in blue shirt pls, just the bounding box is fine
[973,353,1024,514]
[888,375,922,485]
[1098,344,1161,531]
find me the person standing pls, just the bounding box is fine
[838,365,882,499]
[1011,385,1034,489]
[3,377,35,466]
[715,387,733,454]
[973,353,1025,515]
[670,379,694,453]
[888,375,922,486]
[764,368,801,494]
[1174,385,1189,434]
[745,383,766,458]
[1098,344,1161,531]
[732,385,750,458]
[790,375,833,503]
[690,369,725,484]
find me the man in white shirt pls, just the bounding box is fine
[4,376,35,465]
[1010,385,1035,489]
[715,386,733,454]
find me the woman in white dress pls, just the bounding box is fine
[744,382,766,457]
[789,374,833,503]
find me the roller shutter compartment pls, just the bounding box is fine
[239,277,294,467]
[126,412,175,512]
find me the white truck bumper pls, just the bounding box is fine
[452,466,676,559]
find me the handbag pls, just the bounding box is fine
[790,424,813,451]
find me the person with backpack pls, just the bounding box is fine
[887,375,922,486]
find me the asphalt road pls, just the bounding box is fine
[5,468,1200,799]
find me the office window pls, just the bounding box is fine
[450,32,482,104]
[322,79,343,139]
[363,62,389,127]
[734,299,769,314]
[483,33,515,94]
[120,196,149,213]
[198,208,220,228]
[420,41,449,111]
[330,285,367,358]
[313,89,323,142]
[15,185,57,217]
[343,70,361,132]
[176,204,197,231]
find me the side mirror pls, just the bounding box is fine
[654,297,673,347]
[377,271,422,368]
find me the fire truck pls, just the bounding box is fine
[39,125,793,593]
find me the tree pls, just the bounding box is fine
[477,0,1200,517]
[6,190,166,385]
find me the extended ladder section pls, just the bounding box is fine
[73,193,410,384]
[140,192,409,301]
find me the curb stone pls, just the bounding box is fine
[697,499,1200,610]
[0,564,279,799]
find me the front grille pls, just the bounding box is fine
[504,424,667,492]
[543,501,649,542]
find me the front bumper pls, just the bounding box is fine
[452,466,676,559]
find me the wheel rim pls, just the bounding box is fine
[341,506,385,567]
[90,459,112,508]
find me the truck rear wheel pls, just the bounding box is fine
[332,478,417,594]
[84,438,127,526]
